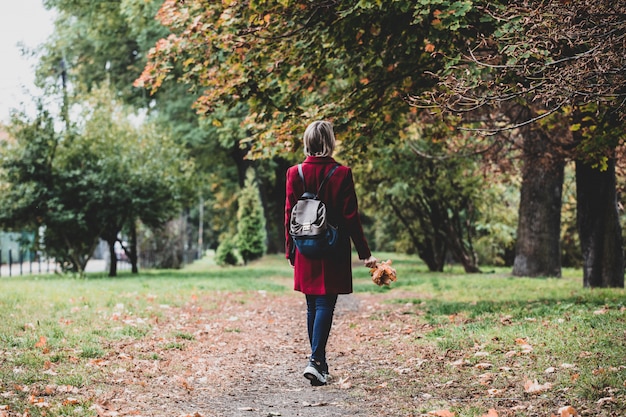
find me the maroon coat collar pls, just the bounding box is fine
[303,156,337,164]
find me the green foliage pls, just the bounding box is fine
[236,169,267,263]
[136,0,491,156]
[40,0,167,106]
[358,115,486,272]
[0,86,193,275]
[215,235,241,267]
[473,181,518,266]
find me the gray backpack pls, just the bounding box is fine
[289,164,340,258]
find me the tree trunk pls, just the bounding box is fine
[107,238,118,277]
[129,223,138,274]
[513,124,564,277]
[576,159,624,288]
[388,197,445,271]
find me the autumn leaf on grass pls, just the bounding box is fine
[524,379,552,393]
[429,410,455,417]
[34,336,47,349]
[513,338,533,354]
[552,405,578,417]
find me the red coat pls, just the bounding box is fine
[285,156,372,295]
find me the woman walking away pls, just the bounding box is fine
[285,120,377,386]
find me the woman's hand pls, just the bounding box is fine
[363,255,378,268]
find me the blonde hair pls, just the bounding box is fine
[303,120,336,157]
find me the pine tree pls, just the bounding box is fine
[236,169,267,264]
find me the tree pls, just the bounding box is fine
[79,86,195,276]
[41,0,289,254]
[135,0,486,153]
[0,86,193,276]
[422,0,626,287]
[135,0,501,267]
[236,168,267,264]
[511,109,566,278]
[359,114,484,272]
[0,108,101,274]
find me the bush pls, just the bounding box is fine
[215,236,241,266]
[236,169,267,264]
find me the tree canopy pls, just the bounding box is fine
[0,86,194,275]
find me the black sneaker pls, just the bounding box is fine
[303,359,327,386]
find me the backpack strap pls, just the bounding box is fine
[297,163,340,197]
[316,164,340,197]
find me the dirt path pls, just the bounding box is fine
[90,291,416,417]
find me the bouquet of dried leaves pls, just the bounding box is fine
[370,259,397,286]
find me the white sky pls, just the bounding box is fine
[0,0,55,123]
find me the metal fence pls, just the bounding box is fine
[0,246,198,277]
[0,250,59,277]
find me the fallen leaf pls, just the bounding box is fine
[478,372,494,385]
[302,402,327,407]
[429,410,455,417]
[34,336,47,349]
[557,405,578,416]
[337,376,352,389]
[524,379,552,393]
[451,359,469,367]
[519,344,533,354]
[596,397,614,405]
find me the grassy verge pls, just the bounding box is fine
[0,253,624,416]
[352,253,626,416]
[0,255,289,416]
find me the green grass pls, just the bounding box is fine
[0,252,624,416]
[352,253,626,415]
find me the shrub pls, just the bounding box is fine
[215,236,241,266]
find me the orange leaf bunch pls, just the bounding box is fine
[370,259,397,286]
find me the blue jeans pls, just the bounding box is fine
[305,294,338,364]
